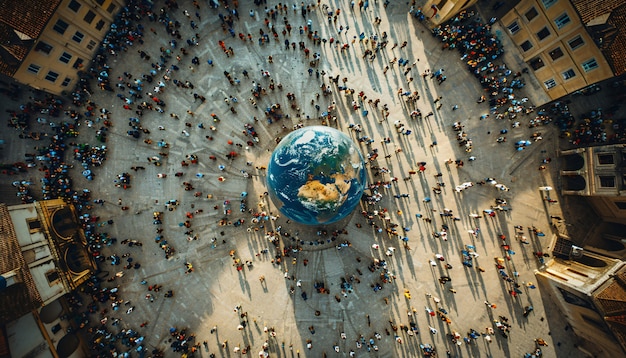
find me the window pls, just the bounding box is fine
[59,52,72,64]
[95,0,105,4]
[73,58,84,69]
[68,0,81,12]
[549,47,564,60]
[582,58,599,72]
[53,19,69,35]
[95,20,106,31]
[598,154,614,165]
[84,10,96,24]
[107,4,117,13]
[72,31,84,43]
[27,64,40,74]
[27,219,41,232]
[542,0,558,8]
[616,202,626,210]
[59,52,72,63]
[507,21,520,34]
[555,13,571,29]
[568,35,585,50]
[544,78,557,89]
[525,7,539,21]
[600,176,616,187]
[520,40,533,52]
[562,68,576,80]
[61,77,72,87]
[537,27,551,41]
[46,270,60,284]
[86,40,97,50]
[34,41,53,54]
[529,57,545,70]
[45,71,59,82]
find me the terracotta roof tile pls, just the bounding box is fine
[595,268,626,352]
[0,48,20,76]
[0,0,60,77]
[605,320,626,354]
[571,0,626,25]
[604,4,626,75]
[0,0,62,39]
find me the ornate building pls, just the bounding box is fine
[0,199,96,357]
[536,246,626,357]
[560,144,626,222]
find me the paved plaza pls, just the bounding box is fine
[0,0,586,357]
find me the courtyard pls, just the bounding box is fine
[0,0,582,357]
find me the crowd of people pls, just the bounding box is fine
[545,100,626,146]
[0,0,589,357]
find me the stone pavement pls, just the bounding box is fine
[0,0,584,357]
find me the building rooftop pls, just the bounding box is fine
[604,4,626,76]
[0,0,61,76]
[572,0,626,25]
[545,240,622,292]
[0,0,61,39]
[594,266,626,353]
[0,204,42,323]
[571,0,626,76]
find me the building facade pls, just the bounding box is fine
[501,0,626,100]
[0,0,124,95]
[422,0,478,26]
[0,200,96,357]
[536,141,626,357]
[535,245,626,357]
[559,144,626,222]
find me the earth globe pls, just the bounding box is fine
[267,126,367,225]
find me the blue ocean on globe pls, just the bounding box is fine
[267,126,367,225]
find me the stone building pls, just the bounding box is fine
[501,0,626,100]
[0,199,96,357]
[535,244,626,357]
[534,142,626,357]
[560,144,626,222]
[0,0,124,95]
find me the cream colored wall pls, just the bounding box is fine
[12,0,123,95]
[31,261,67,306]
[502,0,615,100]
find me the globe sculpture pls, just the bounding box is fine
[267,126,367,225]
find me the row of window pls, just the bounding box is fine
[524,9,569,29]
[542,60,597,90]
[52,2,115,45]
[532,53,597,72]
[68,0,117,16]
[525,10,570,30]
[26,65,72,87]
[34,41,88,68]
[53,18,104,40]
[519,33,585,57]
[507,11,572,38]
[36,37,97,56]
